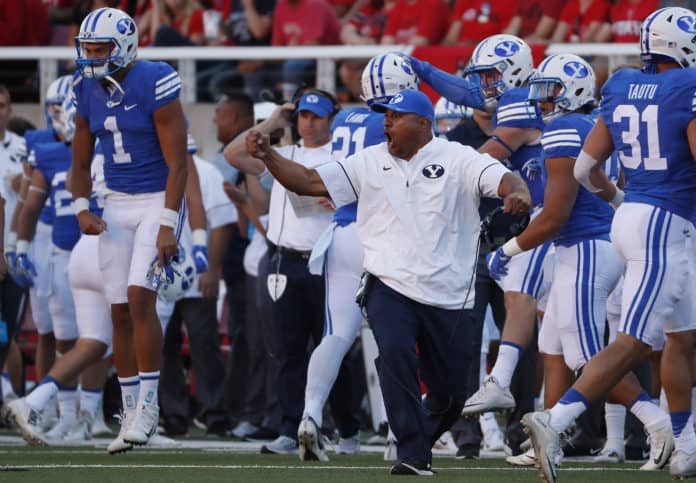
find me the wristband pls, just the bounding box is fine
[501,237,524,257]
[6,232,17,250]
[610,188,625,209]
[74,197,90,214]
[160,208,179,229]
[16,239,30,255]
[192,229,207,246]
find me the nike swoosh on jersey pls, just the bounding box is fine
[124,104,138,111]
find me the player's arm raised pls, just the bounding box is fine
[72,110,105,234]
[516,156,577,250]
[479,125,540,161]
[573,115,622,207]
[154,98,188,267]
[246,129,329,197]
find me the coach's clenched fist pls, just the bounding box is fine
[246,130,272,162]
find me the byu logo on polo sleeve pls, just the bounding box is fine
[422,164,445,179]
[494,41,519,58]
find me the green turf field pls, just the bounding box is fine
[0,447,675,483]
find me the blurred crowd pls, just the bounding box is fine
[2,0,695,102]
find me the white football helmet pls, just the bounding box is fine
[75,7,138,79]
[466,34,534,110]
[640,7,696,68]
[434,97,471,135]
[57,90,77,142]
[149,245,197,303]
[361,52,419,106]
[45,75,72,128]
[528,54,596,123]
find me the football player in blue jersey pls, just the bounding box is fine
[8,95,112,445]
[491,54,672,469]
[410,36,553,422]
[523,8,696,481]
[6,77,71,401]
[69,7,189,453]
[295,53,420,462]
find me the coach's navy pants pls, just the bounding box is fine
[267,247,360,440]
[365,278,473,464]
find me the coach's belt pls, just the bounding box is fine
[267,241,312,261]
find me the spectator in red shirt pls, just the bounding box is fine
[340,0,387,45]
[272,0,341,99]
[550,0,611,43]
[444,0,516,46]
[0,0,49,45]
[381,0,450,45]
[604,0,658,43]
[140,0,206,46]
[502,0,565,43]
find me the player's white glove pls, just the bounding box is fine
[14,240,36,288]
[191,229,209,274]
[486,247,512,281]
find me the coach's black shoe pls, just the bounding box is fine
[390,459,435,476]
[455,443,480,459]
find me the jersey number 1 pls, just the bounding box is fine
[613,104,666,170]
[104,116,132,164]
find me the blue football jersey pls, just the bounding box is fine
[72,60,182,194]
[599,68,696,219]
[540,113,615,246]
[25,128,57,225]
[330,107,386,225]
[33,142,81,251]
[494,87,546,207]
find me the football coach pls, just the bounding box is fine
[245,89,531,475]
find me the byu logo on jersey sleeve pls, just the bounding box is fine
[494,41,520,58]
[563,61,589,79]
[422,164,445,179]
[677,15,696,33]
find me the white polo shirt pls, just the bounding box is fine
[266,141,334,251]
[316,136,509,310]
[0,131,25,244]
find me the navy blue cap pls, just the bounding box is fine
[371,89,434,123]
[297,93,334,117]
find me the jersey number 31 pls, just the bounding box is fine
[613,104,667,171]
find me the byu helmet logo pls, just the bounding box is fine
[390,93,404,104]
[400,60,414,75]
[422,164,445,179]
[677,15,696,34]
[116,18,136,35]
[494,41,520,58]
[306,94,319,103]
[563,61,589,79]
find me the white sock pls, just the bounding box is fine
[604,403,626,444]
[549,402,586,433]
[303,335,352,427]
[630,395,669,430]
[57,388,78,425]
[676,415,696,453]
[489,342,522,389]
[118,375,140,412]
[80,389,102,419]
[26,376,60,410]
[138,371,159,406]
[1,372,16,399]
